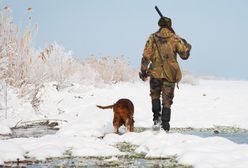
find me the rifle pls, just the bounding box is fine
[154,6,175,34]
[155,6,163,18]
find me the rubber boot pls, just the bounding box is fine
[161,107,171,132]
[152,99,161,130]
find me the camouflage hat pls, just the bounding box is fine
[158,17,172,27]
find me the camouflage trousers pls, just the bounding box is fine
[150,78,175,108]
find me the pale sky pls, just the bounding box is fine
[3,0,248,79]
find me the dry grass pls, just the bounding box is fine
[0,6,138,97]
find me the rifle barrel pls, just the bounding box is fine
[155,6,164,18]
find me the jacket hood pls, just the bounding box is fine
[155,27,174,38]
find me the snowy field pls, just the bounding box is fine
[0,79,248,168]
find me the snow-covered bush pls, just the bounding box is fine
[81,56,138,85]
[181,70,199,85]
[0,6,37,88]
[30,47,137,87]
[29,43,79,85]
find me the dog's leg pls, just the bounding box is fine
[125,119,131,132]
[114,126,119,134]
[113,113,120,134]
[130,119,134,132]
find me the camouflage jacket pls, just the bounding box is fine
[141,27,191,83]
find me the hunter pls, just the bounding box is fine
[139,16,192,132]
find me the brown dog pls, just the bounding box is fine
[96,98,134,134]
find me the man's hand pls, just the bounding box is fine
[139,72,148,81]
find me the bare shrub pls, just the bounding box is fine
[27,44,139,88]
[81,56,138,85]
[30,83,43,112]
[0,6,37,88]
[29,43,78,85]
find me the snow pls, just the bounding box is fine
[0,123,11,135]
[0,79,248,167]
[104,131,248,168]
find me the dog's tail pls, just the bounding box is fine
[96,104,114,109]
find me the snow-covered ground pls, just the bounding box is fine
[0,79,248,168]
